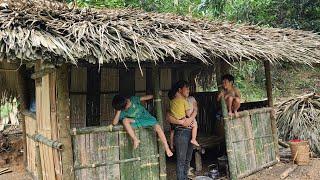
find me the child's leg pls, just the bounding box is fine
[170,129,174,150]
[123,118,140,149]
[154,124,173,157]
[190,121,200,146]
[232,97,241,112]
[226,96,234,116]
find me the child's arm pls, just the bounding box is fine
[112,110,121,126]
[217,91,224,101]
[140,95,154,101]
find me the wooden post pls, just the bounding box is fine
[264,61,273,107]
[152,66,167,180]
[35,144,43,180]
[56,64,74,180]
[20,114,28,168]
[264,61,280,161]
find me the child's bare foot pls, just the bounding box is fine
[166,148,173,157]
[170,144,175,152]
[234,111,239,118]
[191,139,200,147]
[228,111,233,117]
[133,139,140,149]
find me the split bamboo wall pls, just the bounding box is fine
[25,114,37,177]
[225,108,278,179]
[71,126,162,180]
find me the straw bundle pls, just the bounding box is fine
[276,93,320,156]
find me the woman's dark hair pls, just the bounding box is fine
[222,74,235,83]
[168,80,190,100]
[112,95,127,110]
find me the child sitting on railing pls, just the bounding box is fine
[217,74,241,117]
[111,95,173,157]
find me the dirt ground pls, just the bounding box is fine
[244,159,320,180]
[2,135,320,180]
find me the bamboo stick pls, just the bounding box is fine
[0,169,12,175]
[279,140,290,148]
[264,61,273,107]
[26,134,63,150]
[74,154,160,170]
[237,160,278,179]
[0,168,9,173]
[280,164,298,179]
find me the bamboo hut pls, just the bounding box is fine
[1,1,320,179]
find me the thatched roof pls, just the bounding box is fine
[0,0,320,66]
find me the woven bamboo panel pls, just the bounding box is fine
[70,95,86,128]
[70,67,87,92]
[160,68,171,90]
[72,128,161,180]
[101,68,119,92]
[225,108,277,179]
[100,94,116,125]
[135,68,146,92]
[25,115,37,177]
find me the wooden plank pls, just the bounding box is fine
[49,72,62,180]
[56,65,74,180]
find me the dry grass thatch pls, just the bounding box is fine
[277,93,320,156]
[0,0,320,66]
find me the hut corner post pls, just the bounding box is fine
[56,65,75,180]
[152,66,167,180]
[221,99,237,180]
[264,61,280,161]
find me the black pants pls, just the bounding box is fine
[174,127,193,180]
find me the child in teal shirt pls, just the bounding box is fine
[111,95,173,157]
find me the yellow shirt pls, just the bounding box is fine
[169,98,190,120]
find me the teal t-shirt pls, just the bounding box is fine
[119,96,157,128]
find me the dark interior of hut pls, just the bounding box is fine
[63,61,270,176]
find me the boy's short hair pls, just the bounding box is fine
[222,74,235,83]
[112,95,127,110]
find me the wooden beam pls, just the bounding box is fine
[152,66,167,180]
[26,134,63,150]
[264,61,273,107]
[264,61,279,160]
[31,68,55,80]
[56,65,74,180]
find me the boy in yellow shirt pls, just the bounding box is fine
[168,81,199,150]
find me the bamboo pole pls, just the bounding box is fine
[26,134,63,150]
[74,154,160,170]
[221,98,237,180]
[70,125,125,135]
[152,66,167,180]
[56,65,74,180]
